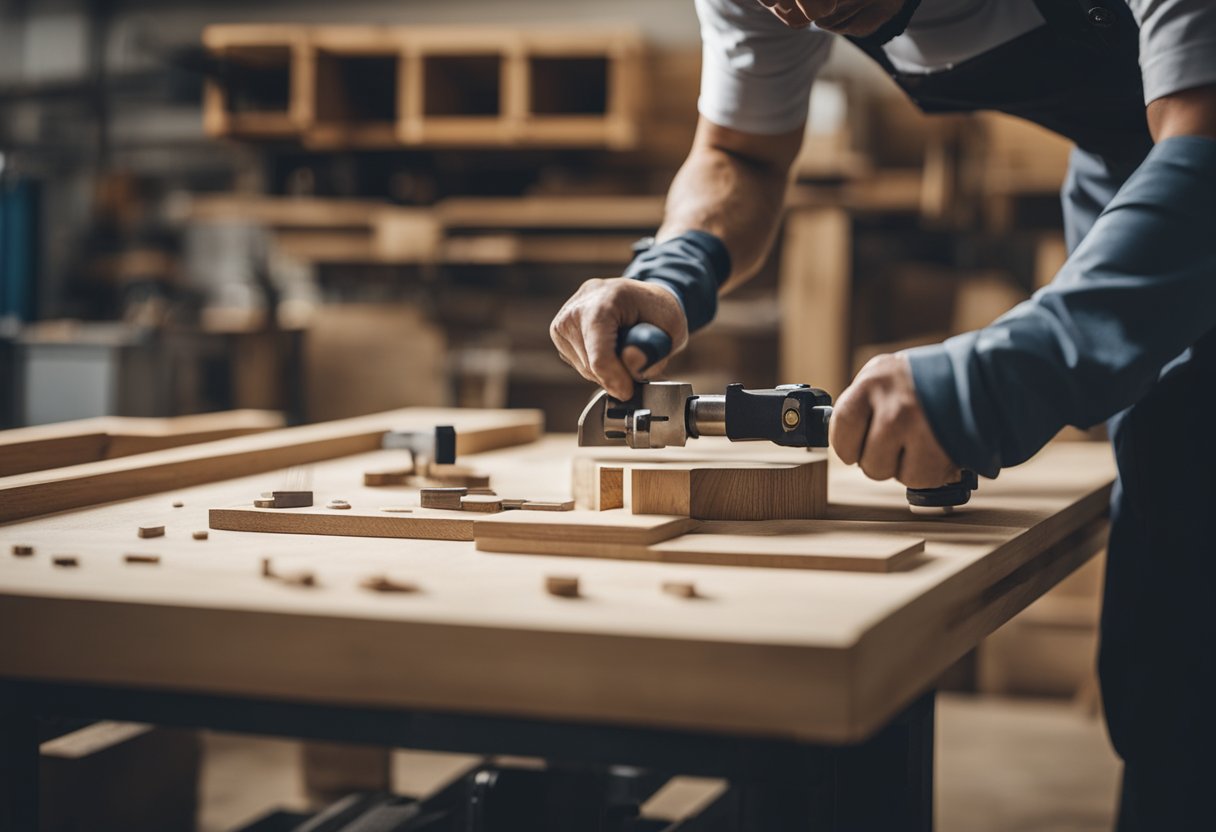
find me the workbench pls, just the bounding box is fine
[0,407,1115,830]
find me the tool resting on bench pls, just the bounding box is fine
[577,323,978,508]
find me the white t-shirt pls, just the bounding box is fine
[696,0,1216,134]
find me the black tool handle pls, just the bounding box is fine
[616,323,673,373]
[906,469,979,508]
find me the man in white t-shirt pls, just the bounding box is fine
[550,2,1216,827]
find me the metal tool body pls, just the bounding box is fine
[581,324,977,507]
[579,381,833,451]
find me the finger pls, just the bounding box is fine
[621,345,649,378]
[897,446,960,490]
[828,385,873,465]
[640,355,673,381]
[768,2,811,27]
[857,410,904,481]
[585,320,636,400]
[553,330,589,376]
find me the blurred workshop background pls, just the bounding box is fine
[0,1,1117,830]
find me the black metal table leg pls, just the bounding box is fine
[832,690,935,831]
[0,682,40,831]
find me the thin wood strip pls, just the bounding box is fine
[0,408,541,524]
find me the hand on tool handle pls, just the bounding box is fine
[830,352,963,491]
[550,230,732,401]
[550,278,687,400]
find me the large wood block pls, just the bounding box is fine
[631,458,827,521]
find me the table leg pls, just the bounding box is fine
[0,682,40,830]
[833,690,935,831]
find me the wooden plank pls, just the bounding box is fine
[0,408,541,523]
[779,207,852,397]
[631,458,828,521]
[474,508,697,557]
[0,411,285,477]
[210,506,475,541]
[652,522,924,573]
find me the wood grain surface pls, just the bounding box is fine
[0,421,1114,744]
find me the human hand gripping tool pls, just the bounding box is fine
[576,323,978,509]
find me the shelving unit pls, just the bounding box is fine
[203,25,643,150]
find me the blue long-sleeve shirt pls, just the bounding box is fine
[905,136,1216,479]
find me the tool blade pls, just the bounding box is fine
[576,390,624,447]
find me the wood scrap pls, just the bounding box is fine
[423,464,491,488]
[52,556,79,567]
[12,545,34,556]
[521,499,575,512]
[138,525,165,539]
[360,575,420,593]
[172,501,184,508]
[192,531,209,540]
[271,490,313,509]
[327,499,351,510]
[460,495,503,513]
[474,510,698,558]
[420,487,467,510]
[545,575,580,598]
[661,581,698,599]
[124,554,161,565]
[363,469,412,486]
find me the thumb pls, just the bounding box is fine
[621,345,650,378]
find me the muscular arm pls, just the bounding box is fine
[657,117,804,292]
[549,118,802,398]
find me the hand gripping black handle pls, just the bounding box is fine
[616,323,673,373]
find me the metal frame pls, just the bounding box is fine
[0,679,934,830]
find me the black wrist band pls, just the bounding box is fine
[624,230,731,333]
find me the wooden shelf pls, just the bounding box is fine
[203,25,642,149]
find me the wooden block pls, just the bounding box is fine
[545,575,580,598]
[254,498,276,508]
[12,544,34,556]
[192,530,209,540]
[52,556,79,568]
[466,487,498,496]
[211,505,476,541]
[364,469,411,486]
[631,458,828,521]
[521,499,575,512]
[501,498,528,510]
[172,501,184,508]
[474,510,698,558]
[426,464,491,488]
[124,554,161,565]
[461,495,503,513]
[40,723,200,832]
[360,574,420,593]
[272,490,314,508]
[137,525,164,539]
[420,486,468,510]
[302,741,391,808]
[261,557,274,578]
[661,581,698,599]
[599,466,624,510]
[327,499,352,510]
[651,521,925,572]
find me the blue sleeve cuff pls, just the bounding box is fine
[625,230,732,332]
[905,338,1001,479]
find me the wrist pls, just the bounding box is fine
[625,230,731,332]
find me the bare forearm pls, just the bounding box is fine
[656,119,802,292]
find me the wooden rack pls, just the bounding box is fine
[203,25,643,150]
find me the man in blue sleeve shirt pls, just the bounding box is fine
[549,1,1216,826]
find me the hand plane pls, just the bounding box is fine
[578,324,978,508]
